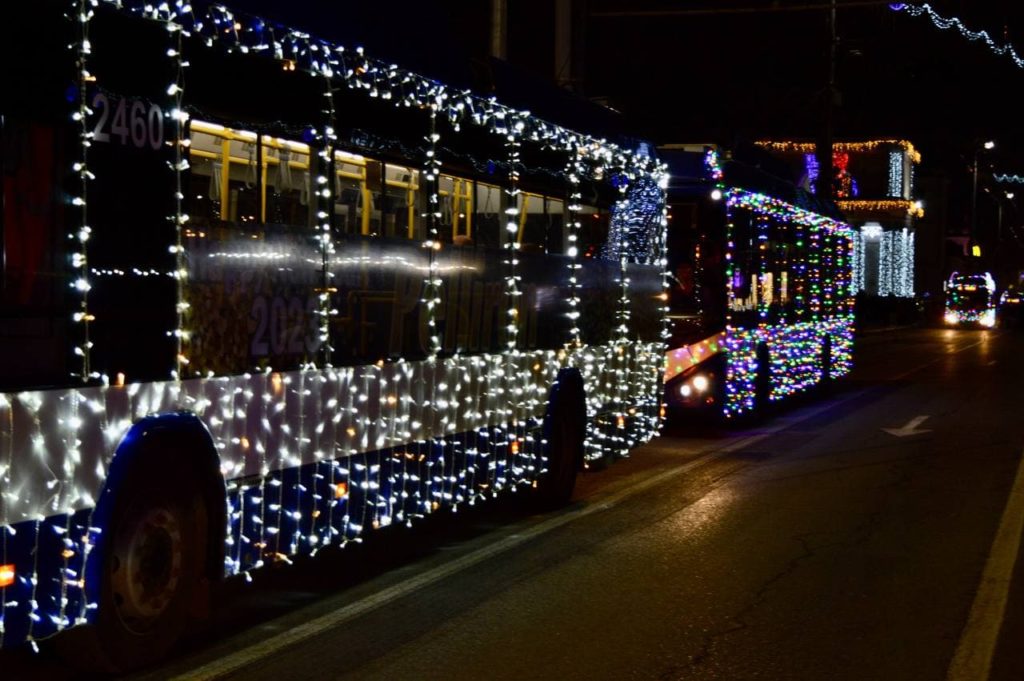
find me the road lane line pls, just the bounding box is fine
[891,335,987,382]
[166,395,862,681]
[947,448,1024,681]
[161,331,987,680]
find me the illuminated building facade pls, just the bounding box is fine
[757,140,922,298]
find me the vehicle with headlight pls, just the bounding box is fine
[660,144,855,421]
[944,272,996,328]
[997,284,1021,327]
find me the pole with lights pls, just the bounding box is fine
[998,191,1014,243]
[971,140,995,252]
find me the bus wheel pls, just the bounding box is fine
[96,461,207,671]
[754,344,772,413]
[534,380,585,509]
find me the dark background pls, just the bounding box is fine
[215,0,1024,288]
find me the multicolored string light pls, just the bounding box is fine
[705,151,855,418]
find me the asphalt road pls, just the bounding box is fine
[4,326,1023,680]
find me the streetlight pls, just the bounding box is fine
[971,140,995,249]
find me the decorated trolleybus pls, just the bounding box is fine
[0,0,668,667]
[659,145,855,419]
[944,271,997,328]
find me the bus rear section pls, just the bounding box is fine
[659,145,855,421]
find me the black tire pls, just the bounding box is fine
[93,458,208,672]
[754,344,772,413]
[534,381,585,509]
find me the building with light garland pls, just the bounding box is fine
[756,140,922,299]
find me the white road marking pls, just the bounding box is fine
[946,447,1024,681]
[162,332,997,680]
[165,395,861,681]
[882,415,931,437]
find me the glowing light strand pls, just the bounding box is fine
[888,150,903,198]
[168,21,191,378]
[891,3,1024,70]
[316,73,339,366]
[565,149,583,346]
[72,0,98,382]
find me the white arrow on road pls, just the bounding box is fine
[883,415,931,437]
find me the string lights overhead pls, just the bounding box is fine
[890,4,1024,71]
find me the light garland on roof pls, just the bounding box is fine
[994,174,1024,185]
[836,199,924,218]
[757,139,922,164]
[93,0,660,191]
[891,3,1024,71]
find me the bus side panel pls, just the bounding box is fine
[329,236,432,365]
[184,227,323,375]
[0,509,95,648]
[576,258,620,346]
[723,317,854,417]
[824,316,854,379]
[626,262,664,343]
[87,7,179,383]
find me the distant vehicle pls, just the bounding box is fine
[658,145,855,420]
[944,272,996,327]
[998,285,1022,327]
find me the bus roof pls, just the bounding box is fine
[659,144,846,221]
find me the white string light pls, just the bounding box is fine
[888,150,903,198]
[892,3,1024,70]
[71,0,98,382]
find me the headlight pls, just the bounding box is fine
[944,311,958,325]
[692,374,709,392]
[679,383,692,398]
[981,310,996,327]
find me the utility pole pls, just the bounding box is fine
[970,140,994,252]
[491,0,507,60]
[816,0,837,201]
[555,0,573,90]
